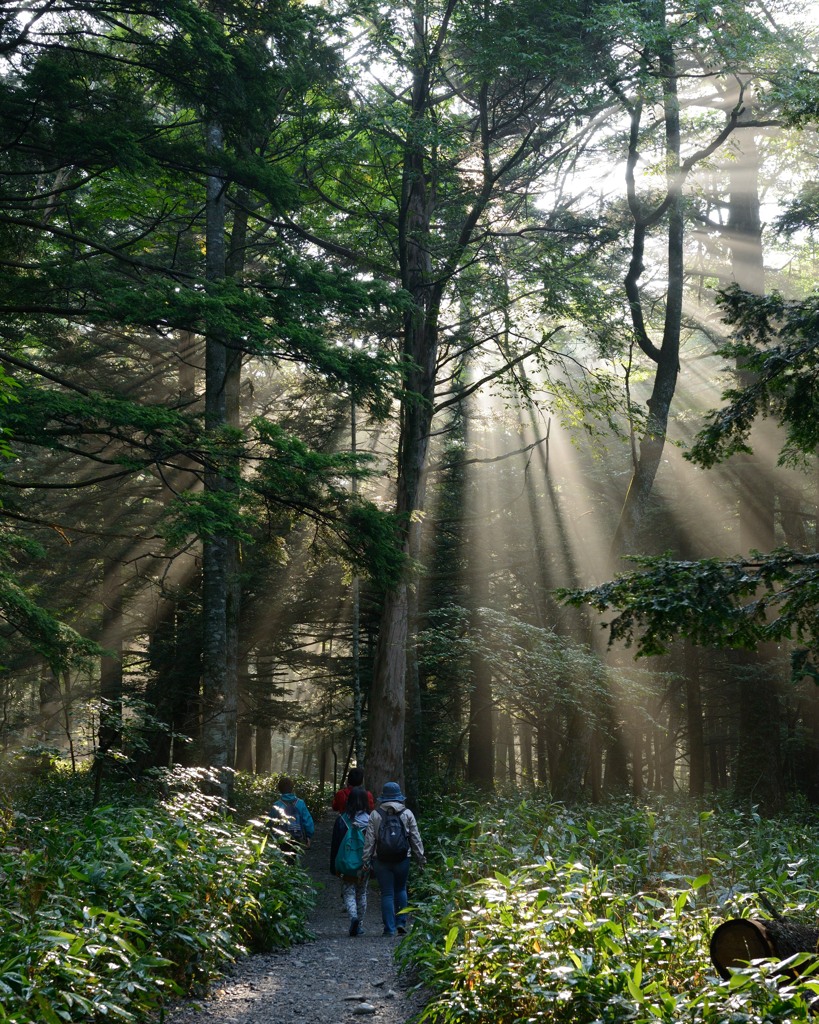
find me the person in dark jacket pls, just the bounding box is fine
[332,766,375,813]
[363,781,425,937]
[270,776,314,848]
[330,786,371,936]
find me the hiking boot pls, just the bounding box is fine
[349,919,360,937]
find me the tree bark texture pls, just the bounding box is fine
[99,554,123,752]
[613,31,685,558]
[711,917,819,980]
[467,527,494,790]
[201,118,237,794]
[367,8,438,793]
[553,708,594,804]
[367,583,410,795]
[684,643,705,797]
[467,641,495,791]
[727,93,782,814]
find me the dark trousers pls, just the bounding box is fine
[372,856,411,935]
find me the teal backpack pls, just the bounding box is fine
[335,814,365,878]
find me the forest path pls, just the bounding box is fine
[162,813,428,1024]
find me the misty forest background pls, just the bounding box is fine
[2,0,819,816]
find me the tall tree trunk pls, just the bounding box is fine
[535,720,550,790]
[38,663,64,745]
[200,125,246,796]
[99,554,123,752]
[519,722,534,785]
[235,651,253,773]
[368,584,411,792]
[613,35,684,556]
[602,715,630,794]
[728,94,782,814]
[94,554,124,803]
[350,400,365,767]
[466,634,495,791]
[685,643,705,797]
[553,709,594,803]
[404,475,426,804]
[631,725,644,796]
[201,118,236,796]
[661,678,679,793]
[467,530,494,790]
[256,724,272,775]
[494,713,516,784]
[365,5,526,794]
[367,8,438,793]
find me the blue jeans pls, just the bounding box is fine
[372,856,411,935]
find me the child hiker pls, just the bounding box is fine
[330,786,370,936]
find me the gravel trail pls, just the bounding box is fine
[163,814,429,1024]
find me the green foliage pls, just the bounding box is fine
[158,415,405,584]
[162,488,255,545]
[401,795,819,1024]
[419,606,612,728]
[0,765,314,1022]
[0,527,101,674]
[558,551,819,670]
[777,181,819,237]
[0,0,404,686]
[687,288,819,470]
[561,284,819,670]
[0,365,17,463]
[4,383,199,463]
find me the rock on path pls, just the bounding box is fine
[162,814,428,1024]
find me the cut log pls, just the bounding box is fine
[765,919,819,960]
[710,919,774,979]
[710,917,819,980]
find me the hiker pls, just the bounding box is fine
[270,776,315,848]
[330,786,371,936]
[363,781,425,937]
[332,766,375,813]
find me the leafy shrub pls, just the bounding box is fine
[400,796,819,1024]
[0,765,314,1023]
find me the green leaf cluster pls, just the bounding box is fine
[687,287,819,470]
[401,794,819,1024]
[0,764,314,1022]
[418,606,611,728]
[559,551,819,668]
[0,527,101,673]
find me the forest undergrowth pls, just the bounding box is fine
[0,757,319,1024]
[402,793,819,1024]
[4,758,819,1024]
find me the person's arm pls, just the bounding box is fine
[403,809,425,864]
[330,816,344,873]
[366,790,375,811]
[332,789,347,812]
[300,799,315,839]
[362,809,379,867]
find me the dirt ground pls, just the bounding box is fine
[161,813,429,1024]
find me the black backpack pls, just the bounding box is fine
[375,806,410,862]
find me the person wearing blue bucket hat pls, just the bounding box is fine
[362,781,426,936]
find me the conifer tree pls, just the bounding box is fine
[0,0,400,772]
